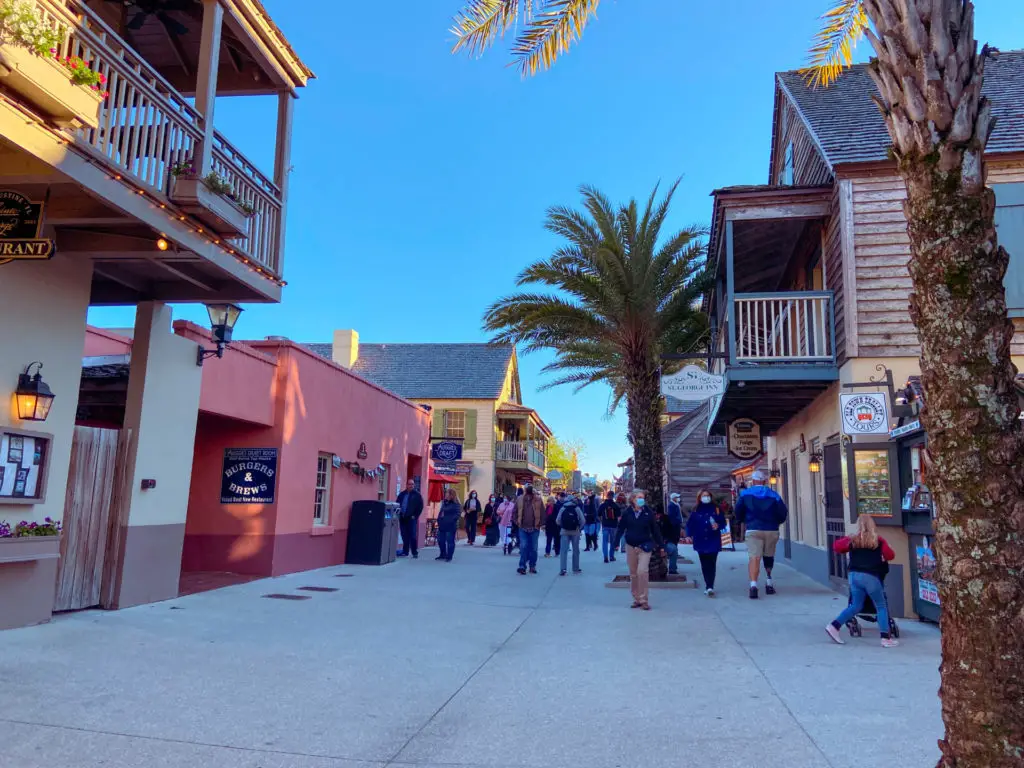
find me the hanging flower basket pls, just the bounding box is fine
[0,43,103,129]
[169,175,251,238]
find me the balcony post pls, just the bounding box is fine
[725,219,737,365]
[193,0,224,174]
[273,91,294,274]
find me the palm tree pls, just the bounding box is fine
[455,1,1024,765]
[483,181,709,529]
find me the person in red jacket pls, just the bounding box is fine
[825,515,899,647]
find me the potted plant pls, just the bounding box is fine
[0,517,62,630]
[0,2,108,129]
[168,161,253,237]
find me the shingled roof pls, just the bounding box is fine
[305,343,515,400]
[776,50,1024,168]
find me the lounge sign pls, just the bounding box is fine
[660,365,725,402]
[0,190,54,265]
[727,418,762,460]
[221,447,278,504]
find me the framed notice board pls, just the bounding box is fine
[0,428,52,504]
[845,441,900,527]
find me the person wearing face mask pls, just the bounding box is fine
[664,493,685,575]
[687,489,727,597]
[463,490,482,545]
[483,493,501,547]
[613,489,665,610]
[598,490,620,563]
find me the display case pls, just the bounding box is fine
[844,441,900,526]
[0,428,52,504]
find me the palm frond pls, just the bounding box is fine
[510,0,601,76]
[450,0,524,58]
[803,0,868,87]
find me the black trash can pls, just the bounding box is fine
[346,501,400,565]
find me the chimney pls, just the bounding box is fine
[332,329,359,369]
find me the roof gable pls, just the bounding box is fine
[776,50,1024,168]
[305,342,515,401]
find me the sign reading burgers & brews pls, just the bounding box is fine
[840,393,890,436]
[221,447,278,504]
[0,190,54,265]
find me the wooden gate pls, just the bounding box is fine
[823,442,848,586]
[55,427,129,612]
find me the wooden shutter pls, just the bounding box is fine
[995,183,1024,316]
[464,409,478,449]
[431,409,446,438]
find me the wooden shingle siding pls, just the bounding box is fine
[662,407,737,502]
[774,97,833,187]
[823,184,846,362]
[846,164,1024,357]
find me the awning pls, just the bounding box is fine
[428,469,460,484]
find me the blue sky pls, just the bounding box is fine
[89,0,1024,481]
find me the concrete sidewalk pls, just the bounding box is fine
[0,542,942,768]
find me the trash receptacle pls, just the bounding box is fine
[346,501,400,565]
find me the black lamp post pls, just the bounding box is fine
[16,362,55,422]
[196,303,243,366]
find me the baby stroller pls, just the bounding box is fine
[845,564,900,638]
[503,523,520,555]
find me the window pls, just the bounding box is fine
[994,183,1024,316]
[445,410,466,439]
[377,464,390,501]
[706,434,726,447]
[313,453,332,525]
[778,142,794,186]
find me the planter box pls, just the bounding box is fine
[0,536,59,631]
[169,176,250,237]
[0,43,102,130]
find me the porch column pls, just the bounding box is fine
[725,219,737,365]
[108,303,202,609]
[273,91,295,274]
[193,0,224,174]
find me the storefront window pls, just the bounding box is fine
[313,453,332,525]
[853,450,892,517]
[445,410,466,439]
[377,464,390,501]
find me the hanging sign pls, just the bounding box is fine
[454,460,473,476]
[660,365,726,402]
[0,190,54,265]
[221,448,277,504]
[431,441,463,461]
[889,420,922,440]
[727,418,761,460]
[840,393,890,436]
[433,461,457,475]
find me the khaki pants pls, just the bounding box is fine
[626,545,651,606]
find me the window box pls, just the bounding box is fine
[0,535,59,631]
[0,535,60,564]
[169,176,250,238]
[0,43,102,130]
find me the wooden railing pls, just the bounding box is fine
[28,0,283,274]
[733,291,835,362]
[496,441,546,469]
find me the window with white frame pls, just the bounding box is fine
[445,410,466,439]
[313,453,332,525]
[377,464,390,501]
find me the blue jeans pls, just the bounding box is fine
[438,529,456,560]
[665,542,679,573]
[560,532,581,572]
[834,571,890,635]
[602,527,617,559]
[518,529,540,570]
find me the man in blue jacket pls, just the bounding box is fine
[734,470,788,599]
[397,479,424,559]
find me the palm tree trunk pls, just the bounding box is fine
[863,2,1024,764]
[625,361,669,581]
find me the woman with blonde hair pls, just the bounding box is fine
[826,515,898,647]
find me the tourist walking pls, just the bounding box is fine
[616,492,628,553]
[498,495,516,555]
[514,484,545,574]
[826,515,899,647]
[686,489,726,597]
[734,470,788,599]
[544,496,561,557]
[556,493,584,575]
[483,494,501,547]
[582,490,600,551]
[598,491,620,562]
[664,492,684,575]
[463,491,482,545]
[613,489,664,610]
[396,479,425,559]
[436,488,461,561]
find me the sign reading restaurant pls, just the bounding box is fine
[221,447,278,504]
[660,365,726,402]
[0,190,54,265]
[727,418,762,460]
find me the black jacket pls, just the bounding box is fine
[483,502,496,522]
[397,489,424,519]
[582,495,599,524]
[599,499,620,528]
[659,513,681,545]
[438,500,461,532]
[614,507,664,550]
[463,496,482,521]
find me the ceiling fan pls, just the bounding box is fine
[105,0,194,37]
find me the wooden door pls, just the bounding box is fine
[781,459,792,559]
[55,427,121,611]
[823,443,848,585]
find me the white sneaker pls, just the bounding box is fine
[706,588,715,598]
[825,624,845,644]
[881,637,900,648]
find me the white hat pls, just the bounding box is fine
[670,492,681,500]
[752,470,768,482]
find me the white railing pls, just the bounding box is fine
[733,292,835,362]
[28,0,283,274]
[496,441,528,463]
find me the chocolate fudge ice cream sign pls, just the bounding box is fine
[221,448,278,503]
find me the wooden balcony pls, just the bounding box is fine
[495,441,546,475]
[733,291,836,364]
[0,0,312,303]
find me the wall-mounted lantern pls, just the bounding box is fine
[15,362,55,422]
[808,451,823,474]
[769,459,780,487]
[197,303,243,366]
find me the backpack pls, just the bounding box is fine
[560,503,580,531]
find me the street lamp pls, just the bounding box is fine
[196,303,243,366]
[15,362,55,422]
